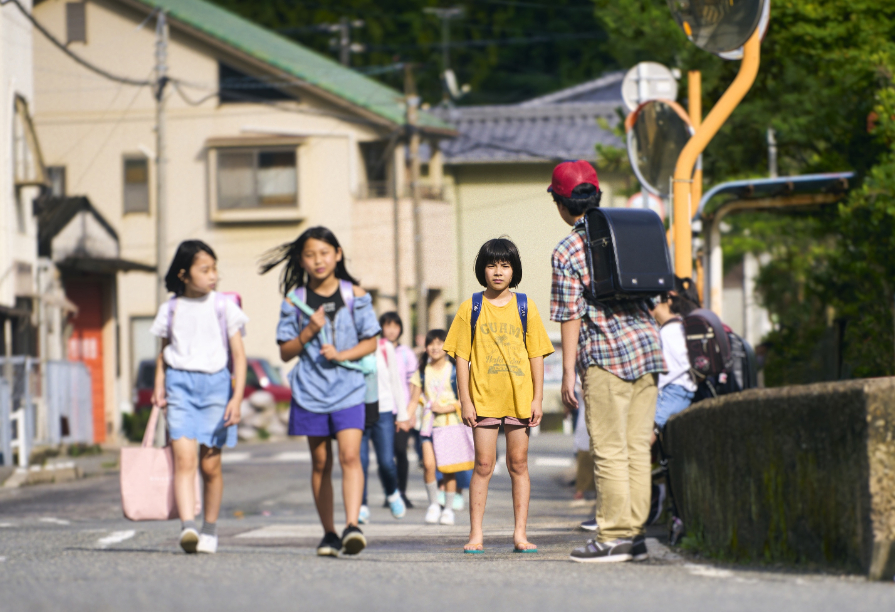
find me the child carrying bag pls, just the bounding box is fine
[120,403,201,521]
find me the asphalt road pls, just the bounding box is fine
[1,433,892,612]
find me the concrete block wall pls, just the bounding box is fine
[665,378,895,579]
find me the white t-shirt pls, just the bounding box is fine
[658,319,697,392]
[150,291,248,373]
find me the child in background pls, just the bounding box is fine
[150,240,248,554]
[379,312,419,508]
[444,238,554,553]
[261,226,380,557]
[407,330,461,525]
[357,317,410,523]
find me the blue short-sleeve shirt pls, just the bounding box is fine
[277,291,381,413]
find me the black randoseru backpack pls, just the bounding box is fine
[682,309,733,383]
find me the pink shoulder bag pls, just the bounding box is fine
[120,404,201,521]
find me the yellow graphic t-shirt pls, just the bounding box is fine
[443,294,554,419]
[409,364,462,431]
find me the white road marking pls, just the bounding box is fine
[0,523,14,528]
[222,452,252,464]
[493,455,504,475]
[0,556,6,562]
[534,456,573,468]
[39,517,70,525]
[97,530,136,548]
[273,451,311,462]
[684,563,734,578]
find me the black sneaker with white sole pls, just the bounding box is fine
[316,532,342,557]
[341,525,367,555]
[579,518,598,532]
[631,535,648,561]
[569,538,633,563]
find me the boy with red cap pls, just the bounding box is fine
[547,160,665,563]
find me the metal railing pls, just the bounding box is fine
[46,361,93,446]
[0,379,10,467]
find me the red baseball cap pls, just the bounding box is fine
[548,160,599,198]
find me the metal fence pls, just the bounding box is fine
[0,357,93,466]
[46,361,93,446]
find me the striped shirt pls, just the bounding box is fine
[550,219,666,381]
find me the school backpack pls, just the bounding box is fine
[287,280,377,376]
[683,308,759,400]
[580,207,674,302]
[166,291,241,371]
[469,292,528,347]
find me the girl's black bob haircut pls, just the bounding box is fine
[418,329,450,373]
[379,311,403,339]
[551,183,603,216]
[474,238,522,289]
[165,240,217,296]
[259,226,359,295]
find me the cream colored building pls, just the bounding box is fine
[31,0,455,440]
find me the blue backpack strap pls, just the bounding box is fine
[516,292,528,348]
[450,363,458,397]
[470,292,484,347]
[289,287,306,326]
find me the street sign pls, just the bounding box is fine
[626,99,694,197]
[668,0,766,55]
[621,62,679,113]
[718,0,770,60]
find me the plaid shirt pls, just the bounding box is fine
[550,219,666,381]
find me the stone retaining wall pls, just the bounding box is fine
[665,378,895,579]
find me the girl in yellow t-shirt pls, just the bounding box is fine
[443,238,554,554]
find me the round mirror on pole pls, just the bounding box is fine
[626,99,694,198]
[667,0,766,56]
[718,0,770,60]
[621,62,679,113]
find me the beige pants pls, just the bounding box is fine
[583,366,657,541]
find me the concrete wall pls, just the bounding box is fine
[666,379,895,579]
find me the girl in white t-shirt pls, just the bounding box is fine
[150,240,248,555]
[649,294,697,436]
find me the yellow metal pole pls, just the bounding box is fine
[688,71,702,218]
[672,30,761,278]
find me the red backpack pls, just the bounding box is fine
[682,308,732,384]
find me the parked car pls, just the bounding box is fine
[133,357,291,411]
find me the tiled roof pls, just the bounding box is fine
[126,0,452,132]
[434,73,625,164]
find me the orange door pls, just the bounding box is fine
[66,281,106,443]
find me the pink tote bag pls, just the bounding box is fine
[432,419,475,474]
[120,404,201,521]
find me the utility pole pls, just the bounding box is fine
[424,7,464,103]
[155,11,169,306]
[328,18,365,66]
[404,64,427,339]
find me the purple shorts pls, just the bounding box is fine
[288,401,365,437]
[475,415,529,427]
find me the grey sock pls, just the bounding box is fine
[182,520,197,532]
[445,492,455,510]
[425,480,439,506]
[202,521,217,537]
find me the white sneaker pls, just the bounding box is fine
[439,508,455,526]
[425,503,441,524]
[179,527,199,554]
[197,533,218,554]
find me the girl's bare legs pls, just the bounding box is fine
[444,473,457,492]
[466,425,499,551]
[504,424,535,550]
[308,436,336,534]
[199,445,223,524]
[336,428,364,527]
[422,439,437,484]
[172,437,199,523]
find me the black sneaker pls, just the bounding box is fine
[569,538,633,563]
[341,525,367,555]
[316,532,342,557]
[631,535,648,562]
[579,518,598,532]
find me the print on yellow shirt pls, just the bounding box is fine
[444,294,554,419]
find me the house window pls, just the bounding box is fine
[123,157,150,213]
[218,63,294,104]
[47,166,66,197]
[217,148,296,210]
[360,140,391,198]
[66,3,86,44]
